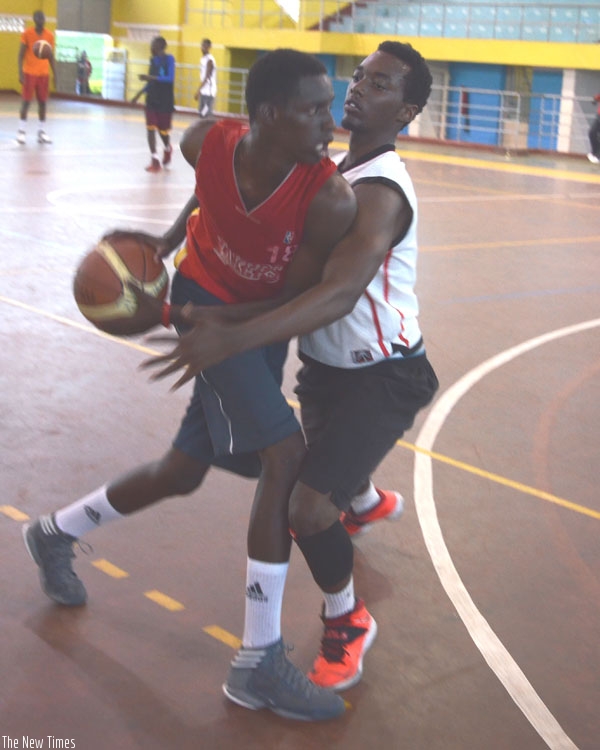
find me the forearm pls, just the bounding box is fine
[185,295,285,325]
[225,279,359,354]
[162,194,198,251]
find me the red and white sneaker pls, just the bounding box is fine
[341,489,404,537]
[309,599,377,691]
[145,157,161,172]
[162,145,173,167]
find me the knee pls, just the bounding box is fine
[289,483,339,537]
[155,449,208,496]
[260,431,306,480]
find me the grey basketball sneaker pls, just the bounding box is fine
[23,515,87,606]
[223,639,345,721]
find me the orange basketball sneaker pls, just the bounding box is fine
[341,488,404,537]
[309,599,377,691]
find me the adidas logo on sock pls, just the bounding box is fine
[84,505,101,525]
[246,582,268,602]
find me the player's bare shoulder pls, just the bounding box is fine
[305,169,357,246]
[180,117,219,167]
[317,169,356,218]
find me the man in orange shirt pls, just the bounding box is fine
[17,10,56,145]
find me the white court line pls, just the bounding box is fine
[414,318,600,750]
[46,185,193,205]
[419,193,596,203]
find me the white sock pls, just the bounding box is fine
[350,481,380,514]
[323,577,355,619]
[19,120,26,131]
[242,558,288,649]
[54,485,124,539]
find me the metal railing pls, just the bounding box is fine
[53,58,596,155]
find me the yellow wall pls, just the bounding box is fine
[110,0,600,72]
[5,1,599,96]
[110,0,600,71]
[201,29,600,72]
[2,0,56,14]
[112,0,183,27]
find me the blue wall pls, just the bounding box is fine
[528,69,563,150]
[447,63,507,145]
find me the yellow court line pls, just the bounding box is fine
[2,303,596,522]
[421,233,600,253]
[0,295,159,356]
[290,397,598,521]
[203,625,242,650]
[92,559,130,579]
[144,590,185,611]
[0,505,30,522]
[329,140,600,185]
[398,439,600,520]
[398,149,600,184]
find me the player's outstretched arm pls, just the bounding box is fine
[143,180,411,387]
[141,173,358,385]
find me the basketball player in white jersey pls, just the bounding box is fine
[194,38,216,117]
[145,41,439,692]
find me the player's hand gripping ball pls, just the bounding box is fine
[73,233,169,336]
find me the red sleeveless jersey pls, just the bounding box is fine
[176,120,337,303]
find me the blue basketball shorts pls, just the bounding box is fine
[170,272,301,477]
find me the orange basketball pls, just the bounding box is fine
[33,39,52,59]
[73,234,169,336]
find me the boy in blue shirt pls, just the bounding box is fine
[132,36,175,171]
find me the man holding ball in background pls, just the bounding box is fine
[17,10,56,145]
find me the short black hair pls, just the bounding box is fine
[153,36,167,52]
[202,39,211,46]
[245,49,327,122]
[377,41,432,113]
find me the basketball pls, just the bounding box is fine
[73,234,169,336]
[32,39,52,59]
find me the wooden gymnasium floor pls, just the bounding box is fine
[0,94,599,750]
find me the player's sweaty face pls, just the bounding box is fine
[279,75,336,163]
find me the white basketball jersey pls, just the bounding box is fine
[199,53,217,96]
[299,146,423,368]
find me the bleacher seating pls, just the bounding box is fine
[522,24,550,40]
[445,21,469,36]
[494,23,519,39]
[395,18,420,35]
[337,1,600,43]
[375,17,397,33]
[421,20,444,35]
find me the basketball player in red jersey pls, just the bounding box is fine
[144,42,438,693]
[17,10,57,145]
[23,50,356,722]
